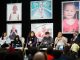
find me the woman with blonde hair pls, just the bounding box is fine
[54,32,68,50]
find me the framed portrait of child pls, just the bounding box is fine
[62,1,79,34]
[7,3,22,21]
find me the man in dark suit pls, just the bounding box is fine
[71,31,80,45]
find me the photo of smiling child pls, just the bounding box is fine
[7,3,22,21]
[9,5,19,20]
[62,2,79,33]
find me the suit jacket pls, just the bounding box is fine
[71,34,80,44]
[41,36,53,47]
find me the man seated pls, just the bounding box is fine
[40,32,53,48]
[71,31,80,45]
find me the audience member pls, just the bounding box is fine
[33,51,47,60]
[47,47,55,60]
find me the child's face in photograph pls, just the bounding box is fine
[64,4,76,19]
[13,5,18,12]
[12,25,16,32]
[12,25,16,29]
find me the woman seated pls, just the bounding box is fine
[26,31,37,48]
[26,31,38,58]
[11,35,22,48]
[0,32,11,47]
[54,32,69,50]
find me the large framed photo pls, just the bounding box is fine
[30,0,53,20]
[7,23,22,40]
[62,1,79,34]
[31,23,53,41]
[7,3,22,21]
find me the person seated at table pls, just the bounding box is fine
[0,32,7,46]
[70,31,80,45]
[40,32,53,48]
[11,35,22,48]
[0,32,11,47]
[54,32,69,50]
[26,31,37,48]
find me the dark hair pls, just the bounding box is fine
[2,33,4,40]
[33,51,47,60]
[45,32,50,35]
[14,35,20,41]
[2,32,6,40]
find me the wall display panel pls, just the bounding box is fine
[30,0,52,20]
[7,3,22,21]
[31,23,53,42]
[62,1,79,34]
[7,23,22,40]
